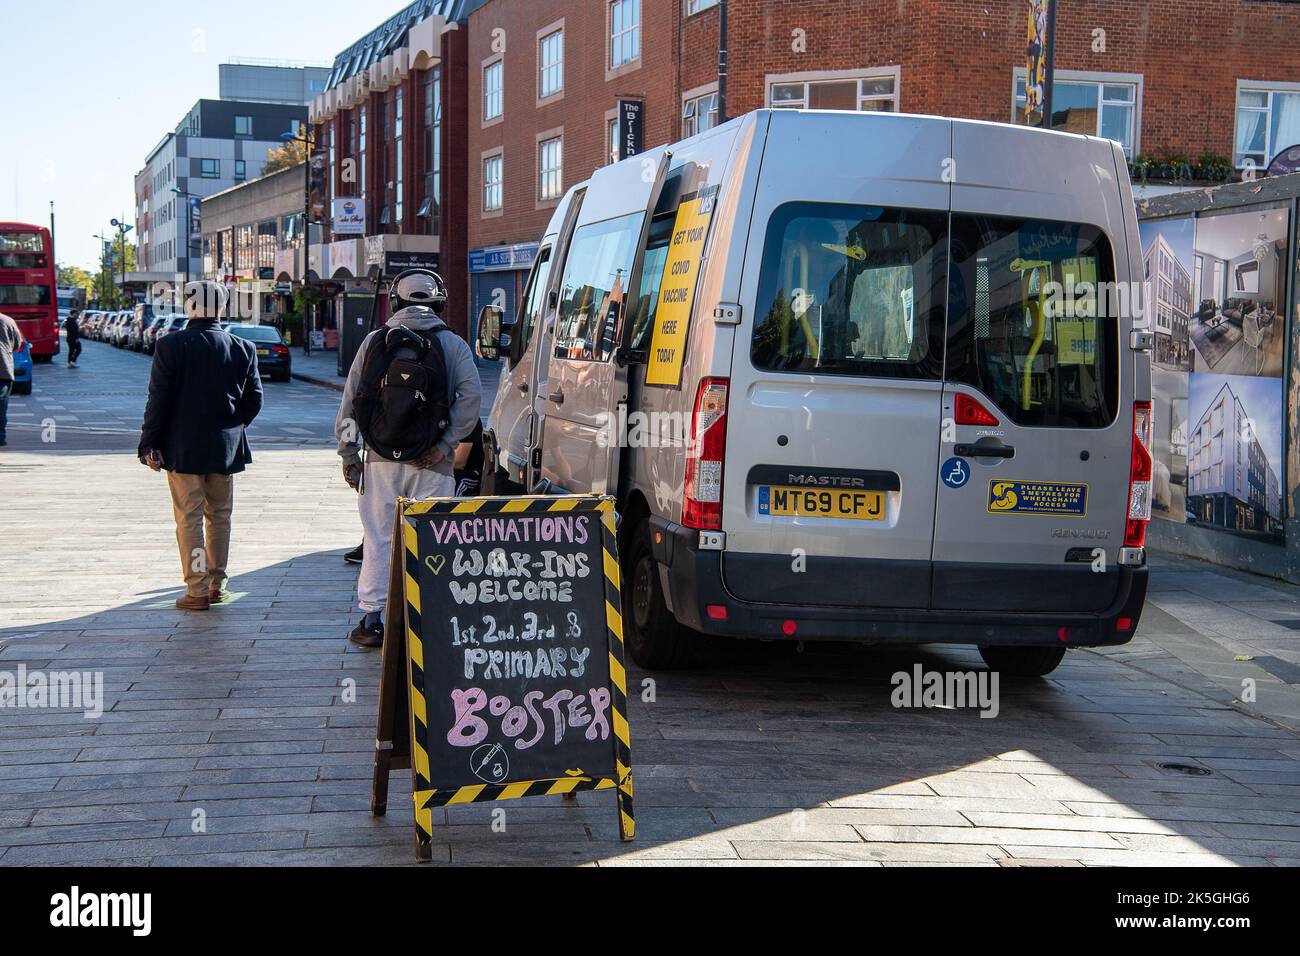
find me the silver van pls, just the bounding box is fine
[479,109,1152,677]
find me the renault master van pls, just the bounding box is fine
[478,109,1152,677]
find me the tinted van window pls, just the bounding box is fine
[553,212,643,363]
[751,203,948,379]
[947,214,1118,428]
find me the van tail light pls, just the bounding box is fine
[955,393,1000,427]
[682,377,729,530]
[1125,401,1153,548]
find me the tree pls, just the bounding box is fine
[56,265,95,294]
[263,137,310,176]
[92,236,137,309]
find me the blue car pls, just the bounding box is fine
[12,340,32,395]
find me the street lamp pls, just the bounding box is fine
[171,187,197,286]
[92,233,111,309]
[282,126,315,356]
[109,217,132,309]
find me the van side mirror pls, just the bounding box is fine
[476,304,504,361]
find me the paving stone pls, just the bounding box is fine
[6,386,1300,866]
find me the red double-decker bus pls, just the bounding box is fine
[0,222,59,360]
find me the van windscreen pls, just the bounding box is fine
[750,202,948,379]
[947,214,1119,429]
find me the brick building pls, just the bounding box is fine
[462,0,1300,331]
[309,0,478,339]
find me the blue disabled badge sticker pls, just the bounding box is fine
[940,456,969,489]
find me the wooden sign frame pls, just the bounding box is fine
[371,495,635,862]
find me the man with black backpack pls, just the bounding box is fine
[334,269,482,647]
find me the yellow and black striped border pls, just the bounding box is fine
[399,494,635,848]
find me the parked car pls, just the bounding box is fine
[111,312,133,347]
[81,310,102,340]
[141,315,169,354]
[479,109,1152,678]
[227,323,292,382]
[125,316,147,351]
[11,340,32,395]
[153,314,187,346]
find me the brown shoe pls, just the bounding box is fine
[209,586,230,604]
[176,594,210,611]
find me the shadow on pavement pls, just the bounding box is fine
[2,548,1297,867]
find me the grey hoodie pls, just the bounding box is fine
[334,308,482,478]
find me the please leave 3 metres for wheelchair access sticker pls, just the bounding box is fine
[987,479,1088,517]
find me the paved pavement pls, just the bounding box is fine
[5,339,338,454]
[3,341,1300,866]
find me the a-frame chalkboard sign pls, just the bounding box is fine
[371,495,635,861]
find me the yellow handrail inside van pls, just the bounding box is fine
[782,244,819,360]
[1019,265,1048,411]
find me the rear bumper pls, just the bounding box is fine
[648,516,1148,648]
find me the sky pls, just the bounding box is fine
[0,0,412,272]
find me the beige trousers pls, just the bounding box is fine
[166,471,235,597]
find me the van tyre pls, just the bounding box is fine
[623,519,695,670]
[979,645,1067,678]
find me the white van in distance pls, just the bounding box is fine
[478,108,1152,678]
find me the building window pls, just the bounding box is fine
[1012,70,1140,157]
[234,160,246,180]
[359,105,367,202]
[539,29,564,99]
[256,220,277,271]
[484,60,503,121]
[686,0,718,13]
[609,0,640,69]
[1235,82,1300,170]
[421,67,442,235]
[539,135,563,201]
[608,116,619,164]
[768,70,899,113]
[328,123,335,212]
[395,86,405,227]
[483,153,503,212]
[683,89,719,137]
[235,115,253,137]
[200,158,219,178]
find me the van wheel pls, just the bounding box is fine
[979,645,1067,678]
[623,520,694,670]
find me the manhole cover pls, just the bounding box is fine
[1157,762,1212,776]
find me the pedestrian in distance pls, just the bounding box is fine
[65,308,83,368]
[138,281,264,610]
[335,269,482,646]
[0,310,26,447]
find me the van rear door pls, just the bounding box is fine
[721,112,952,610]
[931,123,1134,612]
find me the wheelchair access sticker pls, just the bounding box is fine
[987,480,1088,517]
[940,457,969,489]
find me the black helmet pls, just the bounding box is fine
[388,269,447,316]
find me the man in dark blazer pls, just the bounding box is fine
[138,281,263,610]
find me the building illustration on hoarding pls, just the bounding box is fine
[1186,378,1283,541]
[1143,232,1192,370]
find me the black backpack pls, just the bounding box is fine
[353,325,454,462]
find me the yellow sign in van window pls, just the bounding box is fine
[646,186,718,387]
